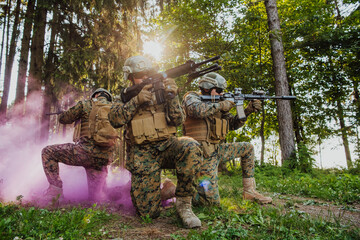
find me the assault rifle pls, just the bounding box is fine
[121,56,221,104]
[200,88,296,120]
[45,111,63,116]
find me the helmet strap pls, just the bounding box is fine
[128,74,135,85]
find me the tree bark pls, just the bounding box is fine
[0,0,11,80]
[264,0,296,166]
[15,0,35,106]
[260,106,265,165]
[336,99,353,169]
[0,0,21,123]
[27,0,47,97]
[41,3,58,142]
[26,0,47,143]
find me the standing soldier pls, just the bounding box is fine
[42,88,116,202]
[108,56,202,228]
[182,72,272,206]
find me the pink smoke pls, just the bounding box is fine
[0,92,135,214]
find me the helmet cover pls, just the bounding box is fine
[198,72,227,90]
[123,55,154,80]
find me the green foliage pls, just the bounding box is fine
[140,214,153,224]
[0,203,112,239]
[255,165,360,204]
[285,142,316,172]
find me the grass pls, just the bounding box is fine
[174,204,360,240]
[254,165,360,204]
[0,203,113,239]
[1,165,359,239]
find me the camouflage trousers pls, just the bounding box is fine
[194,141,255,206]
[127,136,202,218]
[41,143,109,200]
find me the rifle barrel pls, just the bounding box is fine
[241,95,296,100]
[194,55,220,68]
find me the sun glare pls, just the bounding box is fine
[143,41,163,61]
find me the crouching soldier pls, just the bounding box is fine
[42,88,117,203]
[108,56,202,228]
[182,72,272,206]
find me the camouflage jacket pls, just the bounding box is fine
[183,91,246,132]
[59,96,114,159]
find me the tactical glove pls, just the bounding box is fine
[245,100,262,115]
[134,84,152,105]
[219,100,235,112]
[164,78,178,97]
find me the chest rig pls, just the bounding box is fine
[184,111,228,144]
[127,103,177,144]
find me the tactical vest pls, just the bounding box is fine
[73,101,91,142]
[184,111,228,144]
[127,103,177,144]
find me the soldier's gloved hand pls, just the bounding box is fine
[164,78,178,97]
[245,100,262,115]
[135,84,152,105]
[219,100,235,112]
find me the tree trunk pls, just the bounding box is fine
[0,0,21,123]
[15,0,35,106]
[264,0,296,166]
[336,99,353,169]
[27,0,47,97]
[5,0,12,65]
[0,0,11,80]
[260,106,265,166]
[40,3,58,142]
[26,0,47,142]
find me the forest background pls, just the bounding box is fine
[0,0,360,239]
[0,0,359,170]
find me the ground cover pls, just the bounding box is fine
[1,166,359,239]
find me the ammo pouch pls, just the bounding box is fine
[72,120,81,142]
[208,115,228,142]
[184,112,228,144]
[129,105,176,144]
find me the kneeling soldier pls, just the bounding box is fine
[182,72,272,205]
[108,56,202,228]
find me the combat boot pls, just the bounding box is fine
[160,178,176,200]
[43,184,64,203]
[243,178,272,204]
[176,196,201,228]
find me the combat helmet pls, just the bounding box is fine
[123,55,155,80]
[91,88,112,102]
[198,72,227,90]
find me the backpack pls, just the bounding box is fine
[88,100,118,147]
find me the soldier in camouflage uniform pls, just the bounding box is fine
[182,72,272,205]
[108,56,202,228]
[41,88,114,202]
